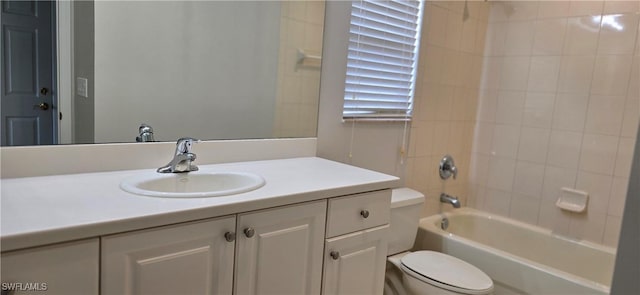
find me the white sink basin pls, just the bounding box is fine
[120,171,265,198]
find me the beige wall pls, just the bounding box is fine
[317,0,409,179]
[318,0,487,184]
[405,1,490,217]
[467,0,639,247]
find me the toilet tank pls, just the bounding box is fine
[388,188,425,255]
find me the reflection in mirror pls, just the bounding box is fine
[0,0,324,146]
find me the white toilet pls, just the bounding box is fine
[384,188,494,295]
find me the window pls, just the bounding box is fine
[343,0,424,120]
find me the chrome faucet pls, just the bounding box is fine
[440,193,461,208]
[136,124,155,142]
[157,137,200,173]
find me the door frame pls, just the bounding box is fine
[56,0,73,144]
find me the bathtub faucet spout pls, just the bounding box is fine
[440,193,461,208]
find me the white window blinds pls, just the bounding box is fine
[343,0,423,120]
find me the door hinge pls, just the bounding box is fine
[59,112,63,120]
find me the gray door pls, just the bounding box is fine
[1,1,56,146]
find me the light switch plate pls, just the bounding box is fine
[77,77,88,98]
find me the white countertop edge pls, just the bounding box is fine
[1,157,399,252]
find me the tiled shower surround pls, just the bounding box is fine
[406,0,639,247]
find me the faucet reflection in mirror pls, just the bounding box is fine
[136,124,155,142]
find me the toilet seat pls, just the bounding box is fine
[400,251,493,295]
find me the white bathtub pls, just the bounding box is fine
[415,208,616,295]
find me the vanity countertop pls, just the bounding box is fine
[0,157,399,252]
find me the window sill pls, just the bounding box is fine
[341,118,411,123]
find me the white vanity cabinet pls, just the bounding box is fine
[1,157,399,295]
[322,190,391,295]
[100,200,327,295]
[234,200,327,295]
[101,216,236,295]
[0,239,99,295]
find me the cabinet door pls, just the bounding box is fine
[1,238,99,295]
[322,225,389,295]
[235,200,327,295]
[101,216,236,295]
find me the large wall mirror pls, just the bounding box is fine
[0,0,324,146]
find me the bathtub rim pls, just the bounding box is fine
[418,207,615,293]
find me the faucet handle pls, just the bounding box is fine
[139,123,153,134]
[175,137,200,154]
[439,155,458,180]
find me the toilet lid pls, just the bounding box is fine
[401,251,493,294]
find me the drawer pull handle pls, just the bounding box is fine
[224,231,236,242]
[330,251,340,260]
[360,210,370,218]
[244,227,255,238]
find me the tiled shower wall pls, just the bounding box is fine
[466,0,640,247]
[406,1,491,217]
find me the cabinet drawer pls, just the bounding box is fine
[326,189,391,238]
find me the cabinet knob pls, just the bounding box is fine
[360,210,370,218]
[330,251,340,260]
[224,231,236,242]
[244,227,255,238]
